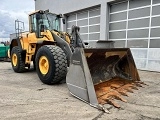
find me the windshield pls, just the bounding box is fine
[41,13,60,31]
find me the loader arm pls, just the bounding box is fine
[70,25,86,49]
[51,25,87,64]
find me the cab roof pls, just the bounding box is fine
[29,10,58,16]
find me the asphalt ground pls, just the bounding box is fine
[0,62,160,120]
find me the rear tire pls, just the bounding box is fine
[11,46,25,73]
[35,45,67,84]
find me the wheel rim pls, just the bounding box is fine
[12,53,18,67]
[39,56,49,75]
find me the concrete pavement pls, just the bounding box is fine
[0,62,160,120]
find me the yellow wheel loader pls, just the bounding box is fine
[10,10,144,112]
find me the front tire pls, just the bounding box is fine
[11,46,25,73]
[35,45,67,84]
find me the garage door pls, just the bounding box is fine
[66,8,100,43]
[109,0,160,72]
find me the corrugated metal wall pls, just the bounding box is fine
[109,0,160,71]
[66,8,100,43]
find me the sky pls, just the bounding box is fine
[0,0,34,39]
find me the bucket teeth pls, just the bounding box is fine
[135,83,143,87]
[118,91,129,96]
[108,91,127,102]
[107,99,121,108]
[95,79,145,108]
[134,81,147,86]
[124,88,134,93]
[131,86,138,90]
[140,82,148,86]
[110,84,122,89]
[95,87,111,97]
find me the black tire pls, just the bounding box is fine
[11,46,25,73]
[35,45,67,84]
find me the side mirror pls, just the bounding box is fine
[44,9,49,13]
[40,25,45,32]
[62,18,65,24]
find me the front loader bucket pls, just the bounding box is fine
[66,48,144,112]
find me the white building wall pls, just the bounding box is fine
[35,0,116,14]
[35,0,160,72]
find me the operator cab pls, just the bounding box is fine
[29,10,62,38]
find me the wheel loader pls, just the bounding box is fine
[10,10,145,112]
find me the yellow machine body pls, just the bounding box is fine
[10,10,71,68]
